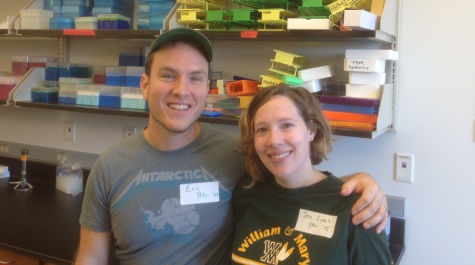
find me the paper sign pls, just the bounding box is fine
[295,209,337,238]
[180,181,220,205]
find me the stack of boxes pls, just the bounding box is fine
[44,0,134,29]
[319,49,398,131]
[137,0,177,30]
[7,56,56,102]
[47,0,93,29]
[75,47,146,109]
[93,0,134,20]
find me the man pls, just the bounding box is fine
[75,28,388,264]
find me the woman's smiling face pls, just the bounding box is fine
[253,95,316,188]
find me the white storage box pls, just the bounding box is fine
[346,83,386,99]
[345,49,399,61]
[344,58,386,72]
[349,72,386,85]
[302,79,322,93]
[20,9,53,29]
[287,18,332,30]
[343,9,377,31]
[75,17,97,29]
[298,65,334,81]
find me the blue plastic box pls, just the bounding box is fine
[94,0,134,9]
[99,86,121,108]
[49,17,75,29]
[59,64,91,78]
[61,6,92,18]
[76,84,100,106]
[121,87,146,110]
[63,0,93,7]
[45,63,59,86]
[106,66,127,86]
[98,19,130,29]
[31,87,59,103]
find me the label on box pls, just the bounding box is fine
[344,58,386,72]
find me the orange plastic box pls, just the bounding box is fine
[226,80,260,96]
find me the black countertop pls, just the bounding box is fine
[0,156,86,264]
[0,178,83,264]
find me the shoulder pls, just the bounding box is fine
[199,123,240,153]
[94,132,147,167]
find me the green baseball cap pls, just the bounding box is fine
[148,28,213,63]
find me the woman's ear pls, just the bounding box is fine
[309,129,316,141]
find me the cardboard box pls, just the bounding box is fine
[343,9,377,31]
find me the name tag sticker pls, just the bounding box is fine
[180,181,220,205]
[295,209,337,238]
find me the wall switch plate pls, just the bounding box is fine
[64,121,76,142]
[395,153,414,183]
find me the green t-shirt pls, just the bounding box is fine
[232,172,393,265]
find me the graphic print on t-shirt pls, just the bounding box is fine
[233,226,314,265]
[111,166,230,241]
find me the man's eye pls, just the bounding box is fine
[282,123,294,129]
[190,76,203,82]
[161,73,174,80]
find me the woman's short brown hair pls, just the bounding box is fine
[239,84,333,186]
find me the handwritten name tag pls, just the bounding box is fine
[295,209,337,238]
[180,181,220,205]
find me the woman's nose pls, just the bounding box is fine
[268,129,283,146]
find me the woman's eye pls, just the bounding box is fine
[282,123,294,129]
[255,128,266,134]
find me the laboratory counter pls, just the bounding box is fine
[0,157,86,265]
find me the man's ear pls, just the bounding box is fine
[140,73,149,100]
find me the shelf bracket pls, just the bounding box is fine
[57,37,69,63]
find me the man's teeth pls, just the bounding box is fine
[271,152,290,159]
[169,104,189,110]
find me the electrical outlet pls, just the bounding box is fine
[64,121,76,142]
[395,153,414,183]
[0,144,9,153]
[124,126,137,138]
[56,152,68,162]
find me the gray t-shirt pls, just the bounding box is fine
[80,123,247,264]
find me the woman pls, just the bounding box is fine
[232,84,392,264]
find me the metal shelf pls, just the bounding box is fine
[13,101,240,126]
[1,26,396,138]
[1,28,383,42]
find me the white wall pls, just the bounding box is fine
[320,1,475,264]
[1,0,475,264]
